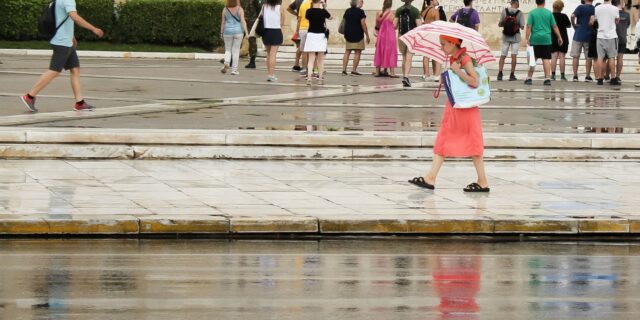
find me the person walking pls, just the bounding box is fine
[396,0,422,87]
[341,0,370,76]
[612,0,630,84]
[221,0,249,75]
[287,0,305,71]
[373,0,399,77]
[304,0,331,85]
[261,0,285,82]
[570,0,595,82]
[450,0,480,30]
[408,35,489,193]
[636,19,640,87]
[20,0,104,113]
[592,0,620,85]
[295,0,313,77]
[524,0,563,86]
[497,0,525,81]
[421,0,444,82]
[550,0,571,81]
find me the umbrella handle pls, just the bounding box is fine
[433,81,443,99]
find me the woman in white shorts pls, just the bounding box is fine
[304,0,331,85]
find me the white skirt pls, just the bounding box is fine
[303,32,327,52]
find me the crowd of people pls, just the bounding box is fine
[219,0,640,88]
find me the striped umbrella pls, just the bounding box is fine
[400,21,496,65]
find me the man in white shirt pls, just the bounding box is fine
[592,0,620,85]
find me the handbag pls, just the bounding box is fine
[240,36,250,57]
[338,16,346,35]
[437,53,490,109]
[441,66,490,108]
[526,45,536,67]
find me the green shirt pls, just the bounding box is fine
[395,5,421,35]
[527,7,557,46]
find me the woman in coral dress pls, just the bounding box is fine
[409,35,489,192]
[373,0,398,77]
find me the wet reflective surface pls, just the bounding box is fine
[1,239,639,319]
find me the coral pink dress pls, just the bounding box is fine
[373,11,397,68]
[433,54,484,157]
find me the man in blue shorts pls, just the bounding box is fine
[20,0,104,112]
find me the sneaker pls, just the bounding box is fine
[221,64,229,74]
[74,101,95,111]
[292,65,302,71]
[524,78,532,85]
[306,78,312,86]
[610,77,621,85]
[351,71,362,76]
[560,74,568,81]
[311,73,319,79]
[20,94,37,112]
[572,76,579,82]
[402,77,411,87]
[421,75,427,80]
[267,75,278,82]
[230,70,239,75]
[585,76,593,82]
[509,73,517,81]
[635,82,640,87]
[543,79,551,86]
[550,74,556,81]
[299,68,307,75]
[342,70,348,76]
[496,71,503,81]
[597,78,604,85]
[604,75,610,81]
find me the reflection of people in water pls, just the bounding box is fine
[432,255,482,319]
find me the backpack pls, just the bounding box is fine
[37,1,69,40]
[438,6,447,21]
[455,8,475,28]
[398,6,416,35]
[502,9,520,36]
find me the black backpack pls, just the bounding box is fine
[502,9,520,36]
[37,1,69,40]
[455,8,475,28]
[398,6,416,35]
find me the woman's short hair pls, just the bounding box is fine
[552,0,564,11]
[226,0,237,7]
[350,0,358,6]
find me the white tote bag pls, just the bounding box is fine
[526,45,536,67]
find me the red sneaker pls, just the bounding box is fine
[74,101,95,111]
[20,94,37,112]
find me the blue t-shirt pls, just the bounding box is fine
[50,0,76,47]
[572,4,594,43]
[223,8,243,35]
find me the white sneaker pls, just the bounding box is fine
[267,75,278,82]
[299,68,307,75]
[230,70,239,75]
[421,75,427,80]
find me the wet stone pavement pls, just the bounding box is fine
[1,55,639,133]
[1,239,639,320]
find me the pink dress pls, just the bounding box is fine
[373,11,397,68]
[433,55,484,157]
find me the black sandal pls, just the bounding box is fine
[463,182,490,193]
[408,177,435,190]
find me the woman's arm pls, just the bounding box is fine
[239,8,249,36]
[280,5,286,28]
[451,57,479,88]
[361,17,370,43]
[220,9,226,38]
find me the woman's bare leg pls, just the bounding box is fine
[424,154,445,185]
[471,155,489,187]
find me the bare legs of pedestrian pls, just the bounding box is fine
[307,52,325,84]
[423,154,489,188]
[342,50,350,73]
[572,56,592,79]
[542,59,551,80]
[27,70,60,97]
[352,50,361,74]
[551,52,566,79]
[294,45,302,69]
[615,53,623,80]
[265,45,278,81]
[69,67,84,103]
[423,57,431,78]
[402,52,413,77]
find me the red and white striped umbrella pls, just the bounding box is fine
[400,21,496,65]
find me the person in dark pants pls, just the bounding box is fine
[242,0,261,68]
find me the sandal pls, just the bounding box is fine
[351,71,362,76]
[463,182,490,193]
[408,177,435,190]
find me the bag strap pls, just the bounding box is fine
[227,8,241,23]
